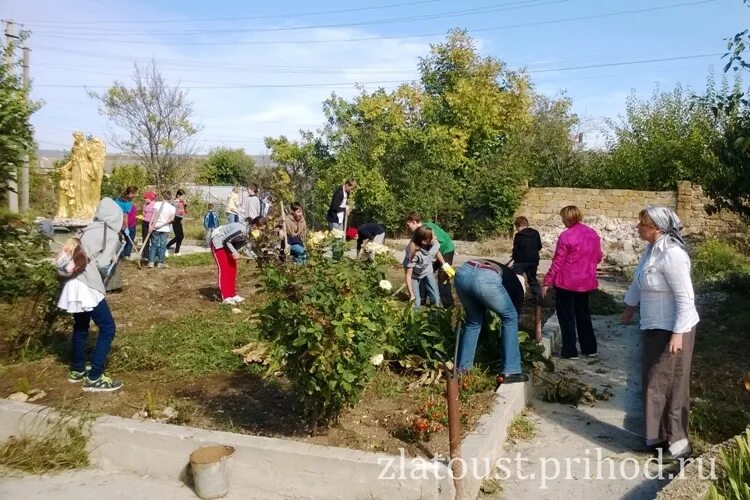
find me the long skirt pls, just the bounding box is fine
[642,328,696,446]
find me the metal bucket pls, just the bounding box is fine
[190,444,235,499]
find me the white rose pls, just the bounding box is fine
[370,353,384,366]
[379,279,392,292]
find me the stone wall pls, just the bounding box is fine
[515,182,741,235]
[515,185,677,228]
[675,181,742,234]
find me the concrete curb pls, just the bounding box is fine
[540,311,562,359]
[0,315,563,499]
[457,381,533,500]
[0,400,453,500]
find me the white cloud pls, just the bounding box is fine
[7,0,431,153]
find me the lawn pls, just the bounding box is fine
[0,254,522,459]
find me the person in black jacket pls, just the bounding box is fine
[511,216,543,342]
[326,179,357,230]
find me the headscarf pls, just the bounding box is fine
[645,206,685,247]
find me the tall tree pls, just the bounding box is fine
[0,29,39,196]
[89,60,200,188]
[700,0,750,218]
[601,85,720,190]
[199,147,256,185]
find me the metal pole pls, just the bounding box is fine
[20,46,30,212]
[446,320,463,497]
[4,21,19,213]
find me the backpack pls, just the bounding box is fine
[54,225,108,279]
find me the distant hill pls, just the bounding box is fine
[35,150,276,173]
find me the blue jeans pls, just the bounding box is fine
[71,299,116,380]
[412,273,440,310]
[122,226,136,258]
[290,243,307,264]
[454,264,522,376]
[149,231,168,264]
[227,213,238,223]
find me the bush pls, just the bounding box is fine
[706,429,750,500]
[100,164,148,199]
[692,240,750,282]
[0,215,61,357]
[257,236,400,429]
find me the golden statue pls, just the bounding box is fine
[55,132,106,220]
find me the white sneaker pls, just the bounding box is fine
[231,296,246,303]
[222,298,236,305]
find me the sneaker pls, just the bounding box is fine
[147,262,155,268]
[496,372,529,389]
[660,443,693,464]
[156,263,168,269]
[222,297,236,305]
[82,374,123,392]
[68,363,92,383]
[561,354,579,360]
[584,352,599,358]
[232,296,246,303]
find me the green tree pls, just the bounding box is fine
[520,93,584,187]
[89,60,200,188]
[601,84,720,190]
[0,30,40,197]
[100,164,148,199]
[272,31,533,238]
[699,0,750,218]
[199,147,256,185]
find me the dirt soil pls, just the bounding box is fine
[0,257,504,460]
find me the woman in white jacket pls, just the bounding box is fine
[621,206,699,462]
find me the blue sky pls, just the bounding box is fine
[3,0,747,153]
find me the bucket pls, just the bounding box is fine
[190,444,235,499]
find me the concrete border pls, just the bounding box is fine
[0,400,454,500]
[0,315,562,499]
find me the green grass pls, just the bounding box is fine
[111,308,259,374]
[0,417,90,474]
[693,240,750,283]
[507,410,536,441]
[706,429,750,500]
[689,275,750,449]
[168,251,214,267]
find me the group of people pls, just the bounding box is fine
[55,179,700,462]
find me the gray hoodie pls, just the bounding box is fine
[75,198,123,295]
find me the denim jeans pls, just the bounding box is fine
[71,299,116,380]
[454,264,522,375]
[290,243,307,264]
[412,273,440,310]
[122,226,137,258]
[149,231,168,264]
[227,213,239,223]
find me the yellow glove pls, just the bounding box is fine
[442,263,456,279]
[251,229,261,239]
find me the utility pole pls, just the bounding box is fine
[20,45,30,213]
[4,20,19,213]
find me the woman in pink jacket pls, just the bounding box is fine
[542,205,603,359]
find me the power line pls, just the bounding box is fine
[28,0,715,46]
[31,0,567,36]
[16,0,445,25]
[31,52,723,90]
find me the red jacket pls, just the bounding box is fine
[543,223,603,292]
